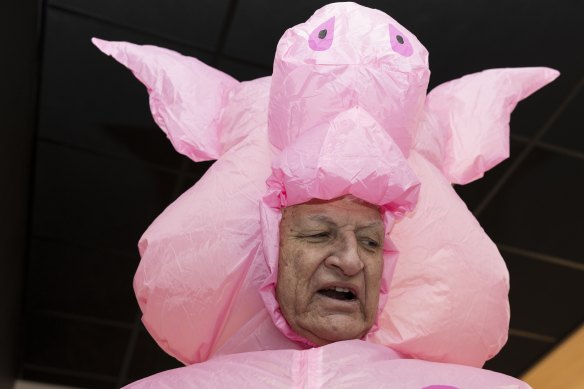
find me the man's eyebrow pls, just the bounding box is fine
[307,215,336,225]
[306,215,384,229]
[361,220,384,229]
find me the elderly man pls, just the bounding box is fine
[95,2,556,387]
[276,196,385,345]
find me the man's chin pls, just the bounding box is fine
[313,292,361,313]
[299,315,369,345]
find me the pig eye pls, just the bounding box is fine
[309,17,335,51]
[389,24,413,57]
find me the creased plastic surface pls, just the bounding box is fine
[268,3,430,155]
[259,107,419,345]
[369,151,511,366]
[93,0,559,372]
[123,340,532,389]
[415,67,560,184]
[91,38,238,161]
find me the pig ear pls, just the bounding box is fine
[416,67,559,185]
[92,38,239,162]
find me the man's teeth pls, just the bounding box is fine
[327,287,351,293]
[318,287,356,301]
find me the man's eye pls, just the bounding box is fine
[360,239,380,250]
[303,232,331,241]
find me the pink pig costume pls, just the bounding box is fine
[94,2,558,388]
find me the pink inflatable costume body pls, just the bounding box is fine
[93,2,558,387]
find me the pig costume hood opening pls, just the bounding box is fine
[93,0,558,374]
[259,106,420,346]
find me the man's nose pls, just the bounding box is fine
[324,234,364,276]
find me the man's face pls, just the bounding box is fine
[276,196,385,346]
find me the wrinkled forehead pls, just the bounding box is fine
[276,2,428,69]
[280,196,385,232]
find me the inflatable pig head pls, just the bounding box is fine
[93,1,559,369]
[269,2,429,154]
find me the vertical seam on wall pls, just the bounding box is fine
[116,314,142,387]
[19,0,49,377]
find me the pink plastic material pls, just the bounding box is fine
[268,4,430,155]
[123,340,532,389]
[389,24,414,57]
[309,17,335,51]
[93,0,559,377]
[415,67,560,184]
[259,107,419,345]
[91,38,238,162]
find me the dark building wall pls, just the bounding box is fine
[0,0,41,388]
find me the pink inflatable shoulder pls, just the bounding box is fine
[94,0,558,384]
[123,341,532,389]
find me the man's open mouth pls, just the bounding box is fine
[318,287,357,301]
